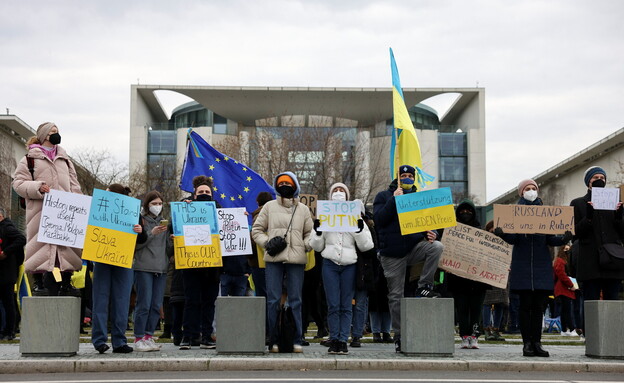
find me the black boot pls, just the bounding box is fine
[32,273,49,296]
[532,341,550,357]
[372,333,382,343]
[58,272,81,297]
[522,341,535,357]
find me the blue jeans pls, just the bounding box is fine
[220,274,248,296]
[351,288,368,338]
[369,311,391,334]
[322,259,356,343]
[133,271,167,338]
[182,268,220,339]
[91,263,134,348]
[265,262,304,345]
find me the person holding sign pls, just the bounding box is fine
[494,179,571,358]
[309,183,373,355]
[252,172,314,354]
[570,166,624,302]
[132,191,172,352]
[90,184,145,354]
[373,165,444,353]
[12,122,83,296]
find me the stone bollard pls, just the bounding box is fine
[20,297,81,357]
[400,297,454,356]
[216,296,266,354]
[585,300,624,359]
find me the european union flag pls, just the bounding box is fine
[180,130,275,221]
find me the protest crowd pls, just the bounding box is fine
[1,122,623,360]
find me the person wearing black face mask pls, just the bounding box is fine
[446,199,489,350]
[570,167,624,305]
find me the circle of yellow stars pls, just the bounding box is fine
[208,156,254,202]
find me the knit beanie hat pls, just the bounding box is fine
[36,122,56,143]
[517,179,538,197]
[276,174,295,187]
[398,165,416,177]
[329,182,350,200]
[583,166,607,186]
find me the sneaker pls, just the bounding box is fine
[416,285,441,298]
[328,340,339,354]
[338,341,349,355]
[134,339,152,352]
[394,337,401,353]
[94,344,110,354]
[112,344,133,353]
[469,336,479,349]
[145,337,161,351]
[372,333,382,343]
[179,337,191,350]
[350,337,361,348]
[382,332,393,343]
[293,344,303,353]
[200,339,216,349]
[461,336,470,349]
[270,344,279,353]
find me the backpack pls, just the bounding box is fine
[276,305,296,353]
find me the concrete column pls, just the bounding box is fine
[400,297,454,356]
[239,130,250,165]
[585,300,624,359]
[216,296,266,354]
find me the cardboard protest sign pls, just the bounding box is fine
[37,189,91,248]
[82,189,141,268]
[396,187,456,235]
[217,207,252,256]
[439,223,512,288]
[299,194,318,217]
[591,187,620,211]
[493,204,574,234]
[317,200,360,232]
[170,201,222,268]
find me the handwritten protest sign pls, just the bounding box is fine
[37,189,91,248]
[217,208,252,256]
[170,201,222,268]
[591,187,620,211]
[299,194,318,217]
[396,187,456,235]
[493,204,574,234]
[440,223,512,288]
[317,200,360,232]
[82,189,140,268]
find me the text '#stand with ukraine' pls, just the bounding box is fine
[82,189,141,268]
[396,187,456,235]
[171,201,223,268]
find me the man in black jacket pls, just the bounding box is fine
[0,207,26,340]
[373,165,444,352]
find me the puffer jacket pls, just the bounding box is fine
[12,145,83,272]
[251,172,313,265]
[133,213,171,274]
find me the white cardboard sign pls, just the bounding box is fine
[316,200,360,232]
[591,187,620,211]
[37,189,91,248]
[217,208,252,256]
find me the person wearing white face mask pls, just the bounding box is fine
[494,179,572,358]
[132,190,172,352]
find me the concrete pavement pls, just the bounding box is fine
[0,335,622,374]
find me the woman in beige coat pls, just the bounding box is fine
[12,122,83,296]
[252,171,313,353]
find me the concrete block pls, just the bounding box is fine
[400,297,454,356]
[216,296,265,354]
[585,300,624,359]
[20,296,81,357]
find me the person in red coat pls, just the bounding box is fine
[553,244,577,336]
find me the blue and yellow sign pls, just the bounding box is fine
[170,201,222,269]
[396,187,456,235]
[82,189,141,268]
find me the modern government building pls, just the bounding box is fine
[129,85,487,205]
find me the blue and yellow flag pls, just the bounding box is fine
[389,48,435,189]
[180,130,275,220]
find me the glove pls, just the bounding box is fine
[356,219,364,233]
[313,219,322,236]
[493,227,504,237]
[586,203,594,220]
[615,203,623,221]
[562,230,573,243]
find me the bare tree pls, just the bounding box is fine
[127,157,183,215]
[0,139,16,214]
[72,147,128,195]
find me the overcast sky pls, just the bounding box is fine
[1,0,622,202]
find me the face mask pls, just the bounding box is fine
[591,179,606,188]
[400,177,415,191]
[458,212,473,223]
[149,205,162,216]
[277,185,295,198]
[523,190,538,202]
[49,133,61,145]
[331,191,346,201]
[195,194,212,201]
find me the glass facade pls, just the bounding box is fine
[438,132,468,196]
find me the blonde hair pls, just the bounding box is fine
[26,136,41,148]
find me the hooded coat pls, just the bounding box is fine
[12,145,83,272]
[500,197,566,292]
[309,183,374,266]
[251,171,313,265]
